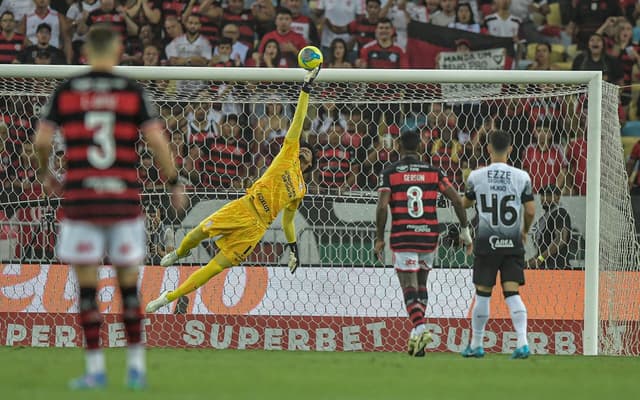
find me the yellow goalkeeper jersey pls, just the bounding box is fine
[245,90,309,225]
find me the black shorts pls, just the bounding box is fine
[473,253,525,287]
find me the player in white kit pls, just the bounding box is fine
[460,129,536,359]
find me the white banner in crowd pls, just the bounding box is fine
[438,48,506,99]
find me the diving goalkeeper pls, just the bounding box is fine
[145,66,321,313]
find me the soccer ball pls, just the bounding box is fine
[297,46,323,70]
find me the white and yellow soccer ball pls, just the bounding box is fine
[297,46,323,70]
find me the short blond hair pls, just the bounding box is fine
[86,24,119,56]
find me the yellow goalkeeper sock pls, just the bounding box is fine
[176,227,208,257]
[166,258,224,302]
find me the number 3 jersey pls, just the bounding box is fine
[39,71,159,223]
[465,162,534,256]
[378,156,452,253]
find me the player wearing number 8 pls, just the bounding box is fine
[461,130,536,359]
[375,130,471,357]
[34,25,185,389]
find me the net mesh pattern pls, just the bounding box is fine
[0,72,637,355]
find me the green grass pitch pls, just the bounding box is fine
[0,347,637,400]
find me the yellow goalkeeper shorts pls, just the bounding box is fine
[198,196,267,265]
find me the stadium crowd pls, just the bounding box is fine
[0,0,636,263]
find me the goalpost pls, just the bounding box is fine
[0,65,637,356]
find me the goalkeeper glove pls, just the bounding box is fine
[459,224,473,246]
[287,242,300,274]
[302,65,321,93]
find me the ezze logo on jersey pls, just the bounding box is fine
[489,235,514,250]
[487,170,511,183]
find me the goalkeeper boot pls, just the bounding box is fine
[461,345,485,358]
[127,369,147,390]
[511,345,530,359]
[160,249,190,267]
[69,372,107,390]
[407,335,418,356]
[412,331,433,357]
[145,290,171,313]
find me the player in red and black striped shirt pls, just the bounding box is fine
[34,26,183,390]
[375,130,471,357]
[0,11,24,63]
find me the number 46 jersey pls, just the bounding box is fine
[378,156,452,253]
[465,162,534,256]
[39,71,160,223]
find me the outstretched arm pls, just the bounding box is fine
[282,205,301,274]
[282,207,297,243]
[284,66,321,144]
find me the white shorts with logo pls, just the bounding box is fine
[392,251,436,272]
[57,218,146,266]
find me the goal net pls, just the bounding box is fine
[0,66,638,355]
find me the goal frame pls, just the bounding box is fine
[0,65,603,355]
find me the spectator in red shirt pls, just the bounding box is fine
[198,114,251,189]
[0,122,19,212]
[571,0,621,49]
[258,7,307,67]
[356,18,408,68]
[565,115,587,196]
[626,139,640,195]
[14,139,41,201]
[315,124,360,191]
[0,11,24,64]
[363,134,399,190]
[626,137,640,232]
[597,17,639,114]
[222,0,259,49]
[283,0,320,45]
[522,121,567,193]
[348,0,381,54]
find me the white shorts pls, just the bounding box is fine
[57,218,146,266]
[392,251,435,272]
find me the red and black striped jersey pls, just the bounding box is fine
[86,9,127,37]
[348,17,376,52]
[161,0,185,18]
[131,0,161,26]
[197,138,250,188]
[221,8,255,48]
[0,31,24,64]
[39,70,159,223]
[190,4,220,46]
[359,41,409,69]
[378,156,451,253]
[317,145,355,188]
